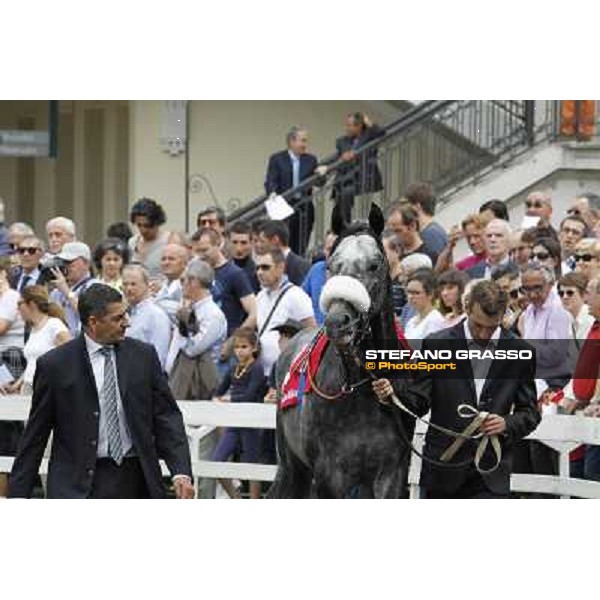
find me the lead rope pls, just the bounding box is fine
[349,352,502,474]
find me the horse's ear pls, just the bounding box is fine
[368,202,385,238]
[330,203,346,237]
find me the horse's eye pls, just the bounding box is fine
[369,263,378,272]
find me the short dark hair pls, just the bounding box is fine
[192,227,220,246]
[404,182,436,216]
[196,206,226,229]
[130,198,166,227]
[232,326,261,358]
[491,262,520,282]
[558,271,588,295]
[93,238,131,272]
[106,221,133,243]
[560,214,589,236]
[479,199,509,222]
[251,219,267,236]
[228,221,252,236]
[386,202,420,230]
[256,248,286,265]
[467,280,508,317]
[259,220,290,247]
[407,268,436,295]
[521,228,537,245]
[78,284,123,327]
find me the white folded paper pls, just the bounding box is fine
[265,194,294,220]
[521,215,541,229]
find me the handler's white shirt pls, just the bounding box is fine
[463,319,501,404]
[256,276,314,377]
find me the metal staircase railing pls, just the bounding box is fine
[227,100,572,255]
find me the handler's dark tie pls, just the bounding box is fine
[100,347,124,465]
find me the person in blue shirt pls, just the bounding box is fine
[210,327,266,499]
[301,231,337,326]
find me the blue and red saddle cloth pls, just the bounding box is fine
[280,318,410,410]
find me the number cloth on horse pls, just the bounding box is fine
[280,319,410,410]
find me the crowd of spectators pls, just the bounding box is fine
[1,114,600,497]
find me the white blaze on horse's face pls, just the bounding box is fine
[327,235,384,305]
[322,234,385,343]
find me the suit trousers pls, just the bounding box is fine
[88,457,150,499]
[425,468,509,499]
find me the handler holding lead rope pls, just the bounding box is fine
[372,281,540,499]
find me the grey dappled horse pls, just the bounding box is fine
[267,206,414,498]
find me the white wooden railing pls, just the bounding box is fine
[2,395,600,498]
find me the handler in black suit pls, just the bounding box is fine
[373,280,540,498]
[331,112,385,227]
[8,283,194,499]
[265,127,320,256]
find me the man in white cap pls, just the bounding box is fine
[49,241,100,335]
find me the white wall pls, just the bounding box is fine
[129,100,392,231]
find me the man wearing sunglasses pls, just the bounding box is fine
[12,237,44,292]
[525,190,554,229]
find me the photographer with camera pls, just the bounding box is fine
[49,241,99,335]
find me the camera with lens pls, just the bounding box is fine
[37,256,70,286]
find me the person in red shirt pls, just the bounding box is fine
[561,276,600,480]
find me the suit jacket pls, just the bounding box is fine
[465,259,517,280]
[285,251,310,286]
[9,335,192,499]
[398,321,540,495]
[264,150,318,201]
[333,125,385,197]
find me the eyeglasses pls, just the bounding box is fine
[531,252,550,261]
[520,285,544,294]
[567,208,581,216]
[575,253,595,262]
[526,201,545,209]
[17,247,41,255]
[255,264,273,272]
[558,289,577,298]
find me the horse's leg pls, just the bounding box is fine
[266,416,312,499]
[313,458,353,499]
[372,460,405,499]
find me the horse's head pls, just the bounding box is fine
[321,209,388,347]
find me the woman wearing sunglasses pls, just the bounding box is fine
[557,272,595,348]
[531,236,562,282]
[573,238,600,280]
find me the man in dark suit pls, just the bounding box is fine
[255,220,310,286]
[373,280,540,498]
[9,283,194,499]
[330,112,385,227]
[465,218,514,280]
[10,235,44,292]
[265,127,320,256]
